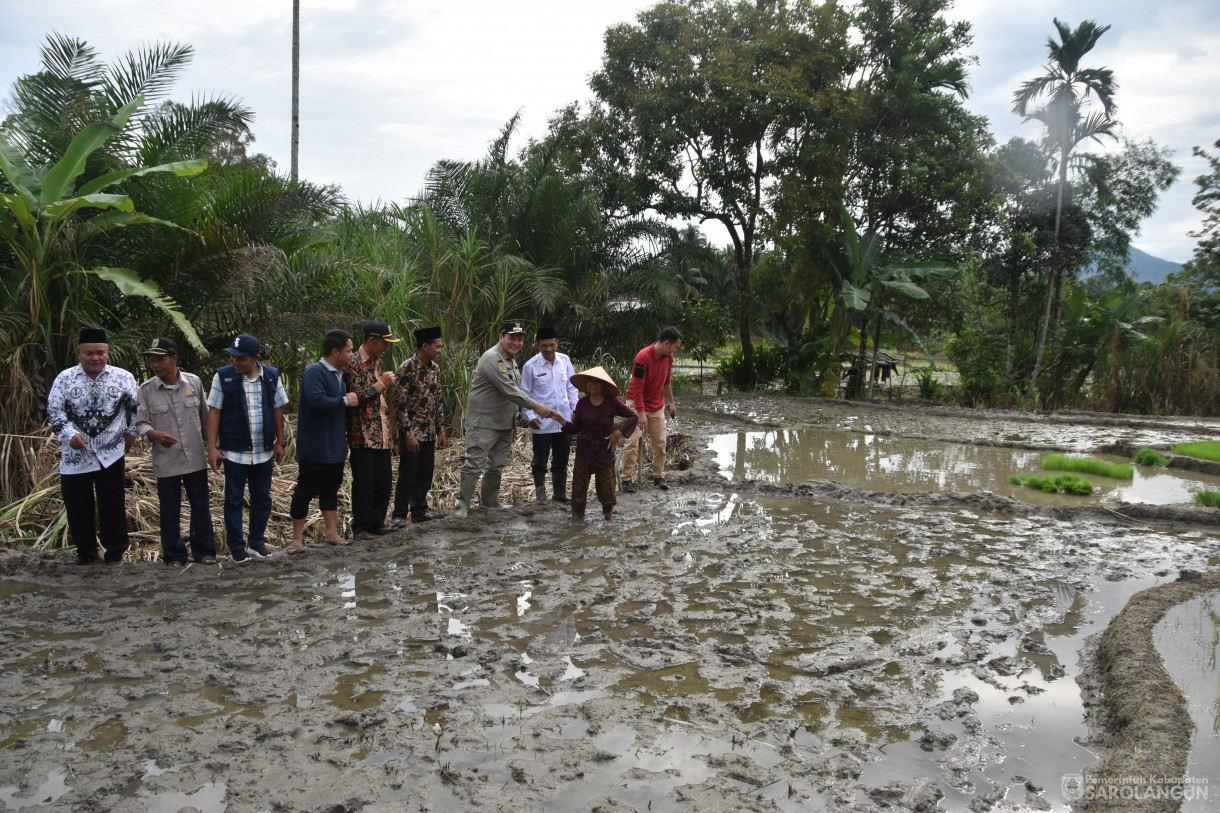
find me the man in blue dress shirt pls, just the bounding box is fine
[286,329,359,552]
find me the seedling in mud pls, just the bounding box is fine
[1193,489,1220,509]
[1172,441,1220,462]
[1011,473,1093,495]
[1042,454,1132,480]
[1134,448,1170,467]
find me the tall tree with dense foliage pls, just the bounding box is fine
[589,0,852,388]
[1170,139,1220,312]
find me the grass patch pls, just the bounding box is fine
[1171,441,1220,463]
[1134,448,1170,467]
[1194,489,1220,508]
[1043,454,1133,480]
[1011,473,1094,495]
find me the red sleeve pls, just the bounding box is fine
[624,348,648,403]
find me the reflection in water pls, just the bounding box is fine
[0,769,70,810]
[711,429,1220,506]
[1154,591,1220,813]
[140,781,228,813]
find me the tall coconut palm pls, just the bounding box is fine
[1012,18,1119,388]
[291,0,300,181]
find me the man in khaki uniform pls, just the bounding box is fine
[133,338,216,564]
[457,322,558,517]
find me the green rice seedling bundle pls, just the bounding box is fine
[1194,489,1220,508]
[1042,454,1132,480]
[1171,441,1220,463]
[1134,448,1170,467]
[1011,473,1093,495]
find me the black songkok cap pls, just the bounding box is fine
[414,326,442,344]
[536,326,558,341]
[78,328,107,345]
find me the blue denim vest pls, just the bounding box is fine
[216,363,280,452]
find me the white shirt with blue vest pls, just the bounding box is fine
[207,364,289,465]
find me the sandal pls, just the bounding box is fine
[200,556,218,564]
[285,541,306,555]
[325,538,352,547]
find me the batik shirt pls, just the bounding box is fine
[394,355,446,442]
[47,364,139,475]
[344,346,392,450]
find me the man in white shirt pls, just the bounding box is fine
[520,327,579,504]
[46,328,139,565]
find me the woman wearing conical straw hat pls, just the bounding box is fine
[561,367,639,521]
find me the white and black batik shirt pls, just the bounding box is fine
[47,365,139,475]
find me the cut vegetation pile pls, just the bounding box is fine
[1043,454,1133,480]
[0,427,549,559]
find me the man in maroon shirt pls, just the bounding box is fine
[621,326,681,492]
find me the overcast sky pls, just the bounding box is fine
[2,0,1217,263]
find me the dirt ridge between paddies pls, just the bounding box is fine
[1085,569,1220,813]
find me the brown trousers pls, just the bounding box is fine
[571,459,616,520]
[621,406,666,480]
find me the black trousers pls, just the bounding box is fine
[61,457,129,563]
[290,459,345,519]
[530,431,571,484]
[350,447,392,532]
[393,434,436,519]
[157,468,216,563]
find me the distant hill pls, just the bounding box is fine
[1127,247,1183,285]
[1085,247,1183,286]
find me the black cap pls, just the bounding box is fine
[536,326,558,341]
[141,337,178,356]
[500,321,526,335]
[78,328,107,345]
[414,326,442,344]
[225,334,261,357]
[364,320,401,343]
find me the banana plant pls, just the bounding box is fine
[822,204,959,395]
[0,94,209,360]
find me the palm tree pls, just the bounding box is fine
[1012,18,1119,388]
[291,0,300,181]
[1,34,335,390]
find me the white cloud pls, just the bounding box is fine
[2,0,1216,261]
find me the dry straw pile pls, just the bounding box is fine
[0,422,557,561]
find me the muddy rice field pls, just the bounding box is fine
[2,395,1218,812]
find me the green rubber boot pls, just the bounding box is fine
[454,473,478,518]
[481,472,509,510]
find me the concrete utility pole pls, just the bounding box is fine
[291,0,300,181]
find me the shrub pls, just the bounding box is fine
[1194,489,1220,508]
[915,368,941,400]
[1134,448,1170,467]
[947,323,1009,404]
[1042,454,1133,480]
[715,342,789,391]
[1171,441,1220,463]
